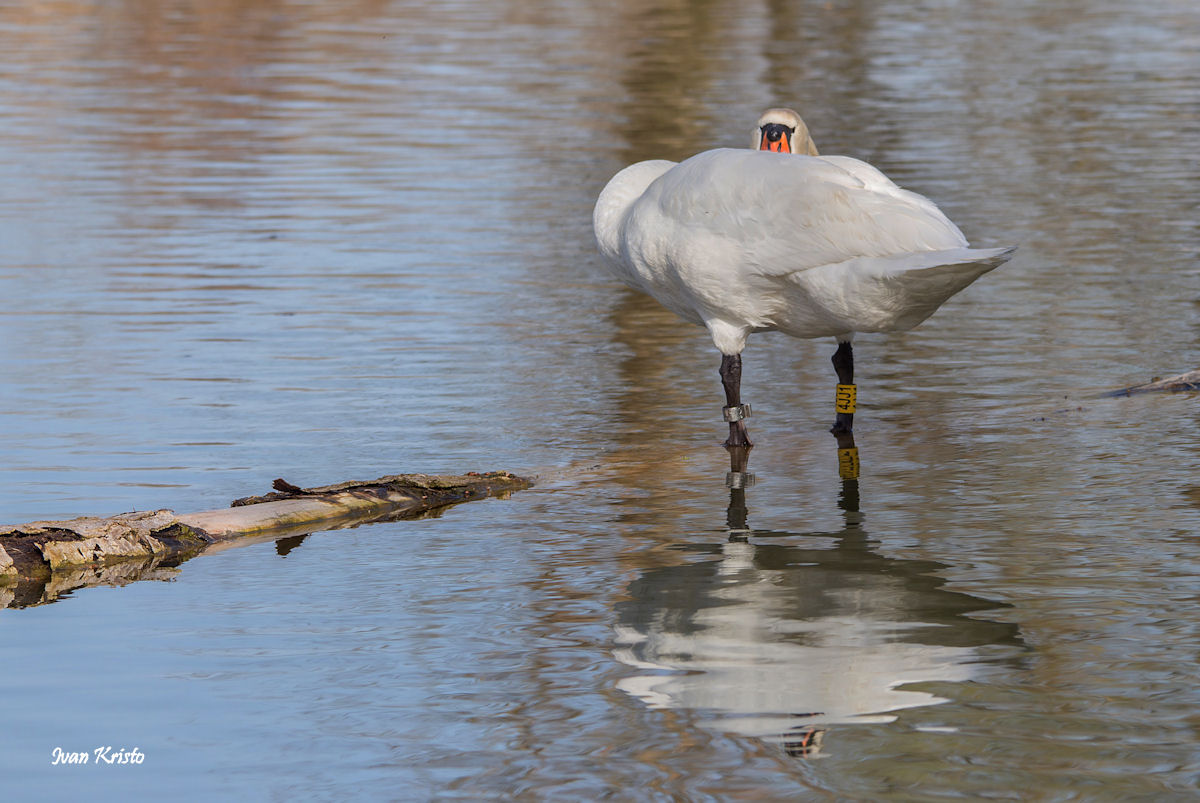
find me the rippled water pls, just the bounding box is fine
[2,0,1199,799]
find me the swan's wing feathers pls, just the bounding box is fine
[745,154,971,271]
[805,155,963,242]
[646,150,969,277]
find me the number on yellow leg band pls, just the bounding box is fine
[837,447,860,480]
[835,384,857,414]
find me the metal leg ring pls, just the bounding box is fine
[722,403,752,422]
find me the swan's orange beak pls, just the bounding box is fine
[759,133,790,153]
[758,123,794,153]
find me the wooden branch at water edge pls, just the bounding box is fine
[1109,369,1200,396]
[0,471,530,596]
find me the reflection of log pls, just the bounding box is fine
[1110,369,1200,396]
[0,472,529,605]
[0,553,183,610]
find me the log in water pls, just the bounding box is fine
[0,471,530,607]
[1109,369,1200,396]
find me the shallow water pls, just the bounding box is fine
[2,0,1199,798]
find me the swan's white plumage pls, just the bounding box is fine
[594,147,1015,355]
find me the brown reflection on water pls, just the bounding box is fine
[608,1,730,164]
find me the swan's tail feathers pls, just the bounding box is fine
[903,245,1017,279]
[784,245,1017,334]
[871,245,1017,329]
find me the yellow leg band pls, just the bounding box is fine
[837,447,860,480]
[835,384,857,414]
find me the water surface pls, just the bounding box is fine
[2,0,1199,799]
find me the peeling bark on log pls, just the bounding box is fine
[1109,369,1200,396]
[0,471,529,608]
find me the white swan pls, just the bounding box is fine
[593,108,1015,446]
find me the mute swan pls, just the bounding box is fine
[593,108,1015,447]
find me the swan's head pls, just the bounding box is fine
[752,108,819,156]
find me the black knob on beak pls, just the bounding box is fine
[758,122,797,152]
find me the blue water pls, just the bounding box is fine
[2,0,1199,799]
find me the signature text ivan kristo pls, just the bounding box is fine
[51,746,145,765]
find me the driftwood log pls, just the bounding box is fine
[0,471,529,608]
[1109,369,1200,396]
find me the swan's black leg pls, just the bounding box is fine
[720,353,753,448]
[724,444,753,541]
[831,341,855,434]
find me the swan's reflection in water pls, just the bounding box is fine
[614,438,1021,756]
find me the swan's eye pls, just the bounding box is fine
[758,123,796,153]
